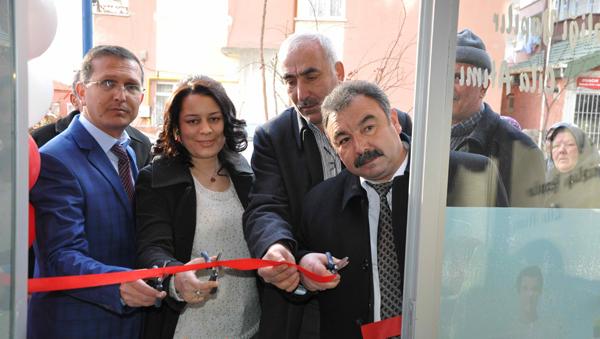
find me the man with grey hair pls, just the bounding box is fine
[296,80,506,337]
[242,31,344,338]
[451,29,544,207]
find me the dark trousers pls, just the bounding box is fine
[258,285,320,338]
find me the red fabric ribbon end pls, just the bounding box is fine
[360,316,402,339]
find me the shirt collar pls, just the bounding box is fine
[79,114,131,152]
[296,109,327,137]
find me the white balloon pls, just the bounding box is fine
[27,0,58,60]
[28,57,54,127]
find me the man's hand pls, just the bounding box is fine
[299,252,343,292]
[120,279,166,307]
[173,257,218,304]
[258,243,299,292]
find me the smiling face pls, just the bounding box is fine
[326,94,405,182]
[77,55,144,138]
[281,40,344,127]
[177,94,226,162]
[551,129,579,173]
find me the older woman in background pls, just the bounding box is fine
[545,122,600,208]
[135,76,260,338]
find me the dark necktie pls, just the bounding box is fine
[367,181,402,320]
[111,143,135,201]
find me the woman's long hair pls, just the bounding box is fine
[153,75,247,166]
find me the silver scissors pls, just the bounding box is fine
[200,251,221,294]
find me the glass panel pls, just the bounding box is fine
[436,1,600,338]
[0,0,14,336]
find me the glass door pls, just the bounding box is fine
[406,0,600,338]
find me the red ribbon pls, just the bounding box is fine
[360,316,402,339]
[28,258,335,293]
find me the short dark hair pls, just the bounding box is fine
[153,75,247,165]
[80,45,144,83]
[321,80,391,129]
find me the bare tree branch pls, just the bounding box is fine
[260,0,269,120]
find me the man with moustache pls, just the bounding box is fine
[296,80,506,338]
[451,29,545,207]
[244,31,413,338]
[29,45,165,339]
[242,31,344,338]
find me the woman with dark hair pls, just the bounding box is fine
[545,122,600,208]
[135,76,260,338]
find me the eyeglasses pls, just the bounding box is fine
[85,79,144,96]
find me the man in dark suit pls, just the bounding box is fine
[297,80,507,338]
[243,31,413,338]
[451,29,544,207]
[29,45,164,339]
[243,31,344,338]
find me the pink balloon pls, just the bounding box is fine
[29,134,40,189]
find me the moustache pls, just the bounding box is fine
[354,149,384,168]
[297,98,320,110]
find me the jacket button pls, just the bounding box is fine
[362,260,369,271]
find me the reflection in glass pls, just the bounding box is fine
[543,123,600,208]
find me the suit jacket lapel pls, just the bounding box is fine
[69,118,133,213]
[301,127,324,187]
[290,108,324,188]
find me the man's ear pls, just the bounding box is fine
[335,61,345,81]
[390,108,403,135]
[75,82,86,106]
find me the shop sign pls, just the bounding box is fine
[577,77,600,90]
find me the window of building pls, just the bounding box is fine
[574,92,600,148]
[297,0,345,19]
[92,0,130,16]
[153,81,177,127]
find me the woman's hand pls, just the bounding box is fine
[173,257,218,304]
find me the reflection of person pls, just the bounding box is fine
[297,80,506,338]
[451,29,545,207]
[499,266,563,339]
[517,266,543,324]
[135,76,260,338]
[28,45,165,339]
[544,123,600,208]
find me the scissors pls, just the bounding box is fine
[292,251,349,295]
[151,260,169,308]
[325,251,349,274]
[200,251,221,294]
